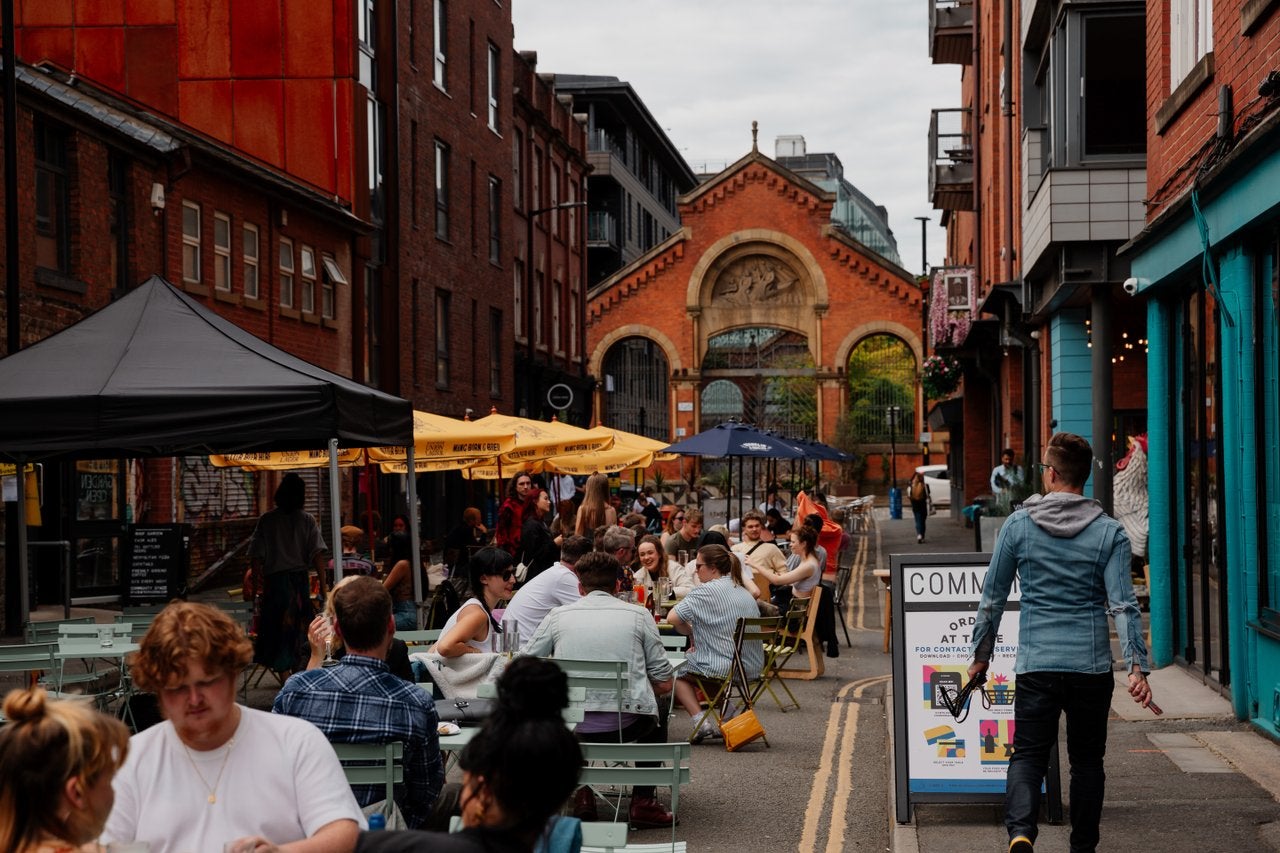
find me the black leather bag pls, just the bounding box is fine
[434,697,494,724]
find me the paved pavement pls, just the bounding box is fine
[883,507,1280,853]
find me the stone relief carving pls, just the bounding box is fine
[709,256,804,306]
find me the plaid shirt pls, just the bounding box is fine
[273,654,442,829]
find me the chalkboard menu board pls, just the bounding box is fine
[126,525,188,604]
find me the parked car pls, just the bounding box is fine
[915,464,950,508]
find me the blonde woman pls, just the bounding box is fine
[574,473,618,535]
[306,574,415,680]
[0,688,130,853]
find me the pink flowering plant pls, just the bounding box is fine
[921,355,962,400]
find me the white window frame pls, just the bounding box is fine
[181,200,201,283]
[321,254,337,319]
[279,237,295,308]
[489,176,501,263]
[487,42,499,131]
[1170,0,1213,88]
[300,245,316,314]
[433,0,447,89]
[435,140,450,240]
[213,211,232,292]
[243,223,260,299]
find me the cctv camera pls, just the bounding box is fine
[1122,277,1148,296]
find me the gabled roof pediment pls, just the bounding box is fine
[680,149,836,215]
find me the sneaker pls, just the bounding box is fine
[917,534,924,543]
[1009,836,1034,853]
[689,712,715,744]
[628,796,678,830]
[572,785,598,822]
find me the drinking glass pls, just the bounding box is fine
[97,625,114,648]
[678,550,689,566]
[500,619,520,657]
[320,615,338,667]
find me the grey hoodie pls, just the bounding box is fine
[1022,491,1104,538]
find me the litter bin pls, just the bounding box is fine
[888,486,902,520]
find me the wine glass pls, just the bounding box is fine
[321,614,338,667]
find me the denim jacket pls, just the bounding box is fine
[972,492,1149,675]
[523,591,674,716]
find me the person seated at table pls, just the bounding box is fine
[0,687,130,853]
[275,576,443,830]
[517,488,559,582]
[660,506,684,550]
[668,544,762,743]
[523,552,677,829]
[663,508,704,559]
[355,657,582,853]
[548,499,577,542]
[500,534,590,650]
[752,524,821,604]
[435,547,515,656]
[338,524,376,576]
[733,510,789,599]
[634,533,696,599]
[574,473,617,536]
[442,508,489,574]
[305,575,415,681]
[382,531,421,632]
[765,507,792,539]
[103,602,364,852]
[698,529,762,599]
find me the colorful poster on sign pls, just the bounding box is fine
[899,560,1020,795]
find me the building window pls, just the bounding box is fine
[532,147,542,211]
[320,255,337,319]
[489,309,502,397]
[433,0,447,89]
[357,0,375,87]
[1170,0,1213,87]
[489,176,502,263]
[512,129,523,210]
[410,121,420,226]
[1081,13,1146,158]
[182,201,201,283]
[569,283,579,359]
[213,211,232,291]
[435,140,450,240]
[368,96,386,222]
[552,280,562,354]
[567,178,578,249]
[243,224,260,299]
[279,238,295,308]
[108,154,127,291]
[299,245,316,313]
[34,120,70,273]
[435,289,451,388]
[550,164,560,237]
[487,41,499,130]
[513,264,524,339]
[534,269,544,347]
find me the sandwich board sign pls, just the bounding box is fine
[890,552,1061,823]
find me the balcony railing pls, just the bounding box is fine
[929,0,973,65]
[587,129,626,164]
[928,108,974,211]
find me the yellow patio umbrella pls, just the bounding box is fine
[367,410,517,463]
[471,411,615,465]
[377,455,497,475]
[209,448,366,470]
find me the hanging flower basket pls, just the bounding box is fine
[921,355,962,400]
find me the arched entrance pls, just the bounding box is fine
[700,326,817,438]
[601,336,669,439]
[846,332,917,446]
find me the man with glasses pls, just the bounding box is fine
[969,432,1154,853]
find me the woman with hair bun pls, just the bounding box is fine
[0,687,131,852]
[356,656,583,852]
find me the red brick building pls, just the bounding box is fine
[587,141,924,490]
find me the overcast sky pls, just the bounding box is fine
[512,0,954,277]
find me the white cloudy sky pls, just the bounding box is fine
[512,0,955,275]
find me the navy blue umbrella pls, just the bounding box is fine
[663,423,807,524]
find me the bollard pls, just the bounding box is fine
[888,487,903,520]
[972,502,983,551]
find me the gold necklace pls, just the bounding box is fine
[180,737,235,804]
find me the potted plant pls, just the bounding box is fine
[921,355,962,400]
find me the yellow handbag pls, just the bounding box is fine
[720,708,766,752]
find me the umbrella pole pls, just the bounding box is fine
[16,454,29,626]
[328,440,343,585]
[406,444,424,628]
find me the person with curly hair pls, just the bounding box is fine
[0,687,130,853]
[102,601,364,852]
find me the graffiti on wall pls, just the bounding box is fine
[180,457,256,521]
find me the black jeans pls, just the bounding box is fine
[910,500,928,537]
[1005,671,1114,853]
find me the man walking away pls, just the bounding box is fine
[969,432,1155,853]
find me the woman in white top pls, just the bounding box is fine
[752,524,820,599]
[436,547,516,656]
[634,534,696,598]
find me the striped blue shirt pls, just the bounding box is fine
[671,576,762,679]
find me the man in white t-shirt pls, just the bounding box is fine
[501,535,590,650]
[103,602,364,853]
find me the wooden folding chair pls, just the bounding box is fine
[775,585,824,681]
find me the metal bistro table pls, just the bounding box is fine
[54,638,142,725]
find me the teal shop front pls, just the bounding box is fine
[1127,138,1280,739]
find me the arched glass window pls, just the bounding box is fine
[846,335,916,442]
[702,327,817,438]
[601,336,669,439]
[700,380,744,432]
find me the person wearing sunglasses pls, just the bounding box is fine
[436,547,517,656]
[968,432,1154,853]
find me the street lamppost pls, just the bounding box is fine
[523,200,587,417]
